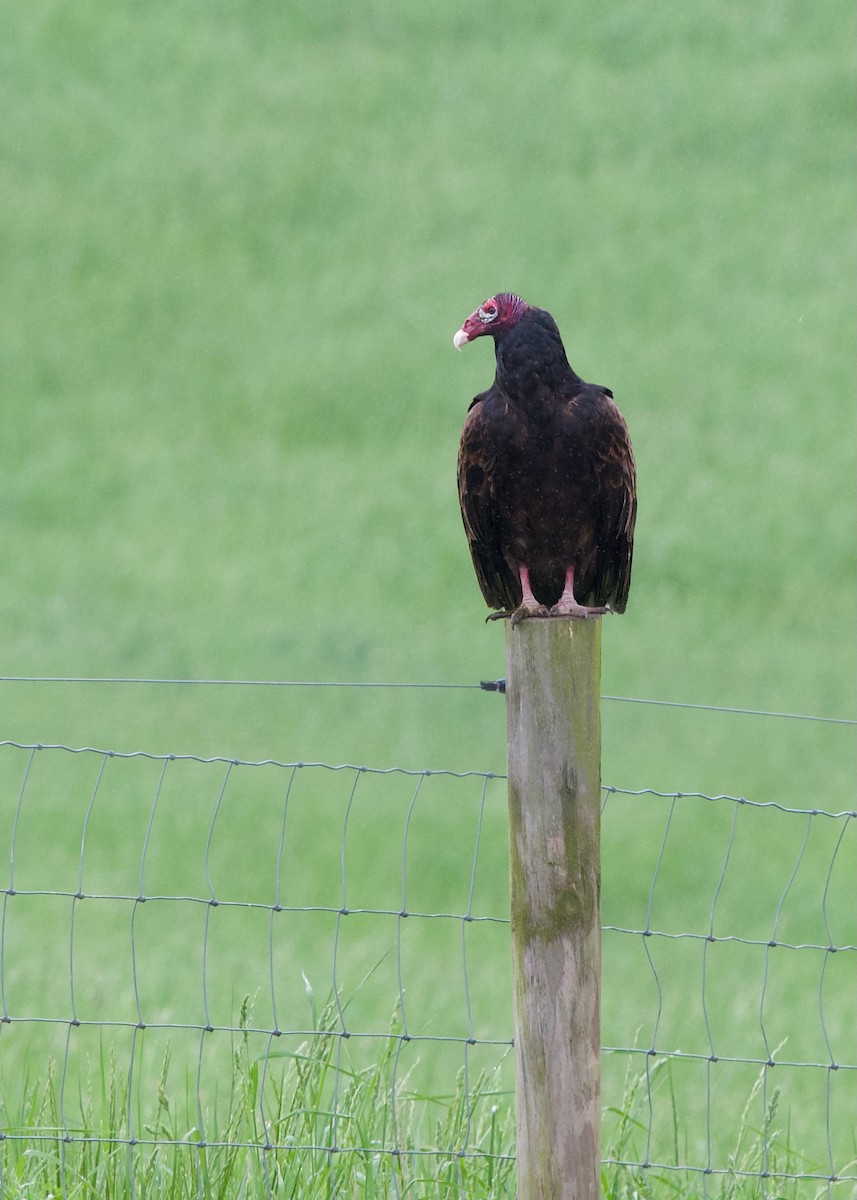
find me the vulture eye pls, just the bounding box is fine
[477,303,499,323]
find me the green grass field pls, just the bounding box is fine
[1,1,855,1195]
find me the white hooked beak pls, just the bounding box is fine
[453,328,470,351]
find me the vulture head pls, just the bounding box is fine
[453,293,530,350]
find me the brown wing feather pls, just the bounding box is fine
[587,393,636,612]
[457,392,521,610]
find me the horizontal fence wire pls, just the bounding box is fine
[0,675,854,725]
[0,738,854,1198]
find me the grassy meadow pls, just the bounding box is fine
[1,1,855,1195]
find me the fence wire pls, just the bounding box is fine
[1,675,855,725]
[0,738,854,1198]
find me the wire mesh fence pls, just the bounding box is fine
[0,719,854,1196]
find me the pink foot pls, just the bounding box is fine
[509,564,550,624]
[549,599,608,619]
[548,567,609,619]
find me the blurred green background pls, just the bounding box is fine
[1,0,854,1177]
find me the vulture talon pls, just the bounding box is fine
[509,603,550,626]
[548,602,609,620]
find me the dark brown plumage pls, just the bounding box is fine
[454,293,636,622]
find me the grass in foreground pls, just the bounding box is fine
[1,998,851,1200]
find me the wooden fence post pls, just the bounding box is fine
[505,617,602,1200]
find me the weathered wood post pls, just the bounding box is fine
[505,617,602,1199]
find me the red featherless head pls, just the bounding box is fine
[453,293,529,350]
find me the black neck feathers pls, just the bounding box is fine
[493,307,580,402]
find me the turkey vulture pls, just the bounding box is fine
[454,293,636,623]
